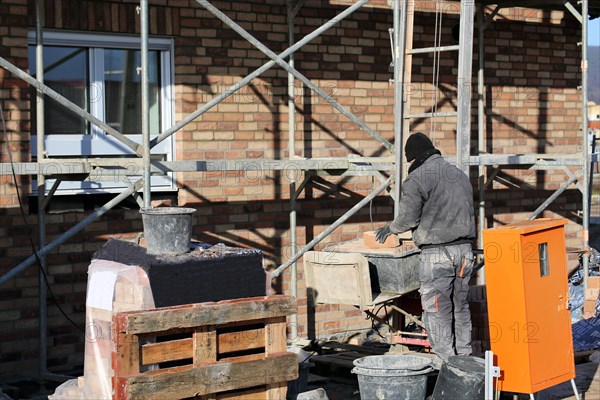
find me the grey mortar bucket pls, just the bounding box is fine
[352,354,433,400]
[428,355,485,400]
[140,207,196,255]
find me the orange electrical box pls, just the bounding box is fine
[482,218,575,395]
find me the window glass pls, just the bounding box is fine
[103,49,161,135]
[29,46,89,135]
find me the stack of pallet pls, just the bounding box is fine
[112,295,298,399]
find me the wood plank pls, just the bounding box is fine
[216,386,267,400]
[218,327,265,354]
[265,382,287,400]
[116,296,297,335]
[113,333,140,400]
[115,333,141,375]
[194,326,217,366]
[141,338,193,366]
[265,318,288,400]
[122,353,298,400]
[140,364,192,377]
[218,353,265,363]
[265,317,287,354]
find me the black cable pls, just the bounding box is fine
[299,350,317,364]
[0,99,84,333]
[365,303,388,339]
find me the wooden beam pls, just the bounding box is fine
[115,296,297,335]
[121,353,298,400]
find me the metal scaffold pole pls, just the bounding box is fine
[477,4,486,284]
[140,0,151,208]
[287,0,300,342]
[35,0,47,379]
[392,0,406,215]
[272,176,394,278]
[582,0,590,299]
[456,0,475,173]
[0,182,143,287]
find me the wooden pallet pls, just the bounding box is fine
[112,295,298,400]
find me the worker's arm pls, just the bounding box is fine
[388,177,425,234]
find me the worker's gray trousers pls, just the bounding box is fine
[419,243,474,366]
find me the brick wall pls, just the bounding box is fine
[0,0,583,378]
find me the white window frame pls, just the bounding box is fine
[29,31,176,194]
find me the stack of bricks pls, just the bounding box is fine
[81,260,155,399]
[583,276,600,319]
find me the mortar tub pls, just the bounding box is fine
[361,249,421,295]
[304,240,421,309]
[352,354,433,400]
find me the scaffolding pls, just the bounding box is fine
[0,0,594,379]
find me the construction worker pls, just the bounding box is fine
[375,132,476,369]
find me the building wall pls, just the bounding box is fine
[0,0,583,378]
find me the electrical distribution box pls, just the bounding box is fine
[482,218,575,394]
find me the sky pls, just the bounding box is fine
[591,18,600,46]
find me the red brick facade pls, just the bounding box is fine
[0,0,583,378]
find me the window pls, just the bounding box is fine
[28,31,175,194]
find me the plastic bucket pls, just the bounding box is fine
[140,207,196,255]
[429,355,485,400]
[352,355,433,400]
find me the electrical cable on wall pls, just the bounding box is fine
[0,99,84,333]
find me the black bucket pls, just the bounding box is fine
[352,355,433,400]
[429,355,485,400]
[140,207,196,255]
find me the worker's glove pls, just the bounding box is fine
[375,224,392,243]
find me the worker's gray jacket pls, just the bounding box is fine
[389,154,475,248]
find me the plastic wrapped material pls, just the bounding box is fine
[82,259,155,399]
[48,378,83,400]
[572,317,600,351]
[50,259,155,399]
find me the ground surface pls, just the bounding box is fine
[302,353,600,400]
[1,353,598,399]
